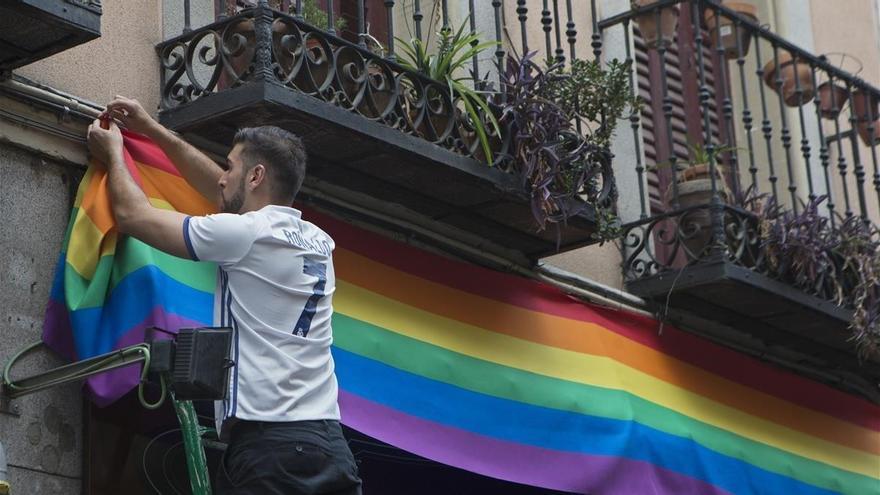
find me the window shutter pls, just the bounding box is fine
[635,5,729,216]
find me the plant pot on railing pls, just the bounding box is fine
[633,0,679,49]
[704,1,758,59]
[816,53,861,120]
[818,81,850,119]
[762,52,815,107]
[664,144,733,259]
[853,88,880,145]
[669,164,730,259]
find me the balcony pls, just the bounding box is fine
[0,0,102,72]
[604,0,880,376]
[155,1,615,259]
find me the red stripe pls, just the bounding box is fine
[304,207,880,431]
[121,130,182,177]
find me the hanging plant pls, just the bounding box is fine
[497,52,637,238]
[750,195,880,359]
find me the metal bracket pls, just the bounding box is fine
[0,387,21,417]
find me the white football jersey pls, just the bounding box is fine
[184,205,340,435]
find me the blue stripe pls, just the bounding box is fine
[182,216,199,261]
[331,348,838,495]
[49,253,66,301]
[69,266,213,358]
[219,269,228,328]
[230,317,240,417]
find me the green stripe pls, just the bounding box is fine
[333,313,876,495]
[64,254,114,310]
[109,237,214,292]
[63,237,215,310]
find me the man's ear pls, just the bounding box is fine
[248,164,266,190]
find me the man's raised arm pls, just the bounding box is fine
[102,96,222,202]
[86,119,191,259]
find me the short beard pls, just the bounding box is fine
[220,176,246,214]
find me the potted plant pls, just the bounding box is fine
[817,80,849,119]
[291,0,347,32]
[703,1,758,60]
[632,0,679,49]
[816,54,860,120]
[662,142,734,257]
[497,52,637,235]
[762,51,814,107]
[852,87,880,145]
[271,0,347,92]
[754,198,880,359]
[396,19,501,163]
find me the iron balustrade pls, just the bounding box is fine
[597,0,880,314]
[156,0,614,210]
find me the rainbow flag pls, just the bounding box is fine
[42,131,216,404]
[43,135,880,494]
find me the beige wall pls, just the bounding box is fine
[17,0,163,117]
[810,0,880,224]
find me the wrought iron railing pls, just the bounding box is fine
[156,1,623,216]
[601,0,880,308]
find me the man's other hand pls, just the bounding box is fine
[87,119,125,166]
[101,96,159,137]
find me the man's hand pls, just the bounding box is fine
[87,119,125,166]
[101,95,160,137]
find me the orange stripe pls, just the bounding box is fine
[78,168,115,234]
[136,163,215,215]
[335,247,880,456]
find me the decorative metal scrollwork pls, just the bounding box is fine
[622,205,764,281]
[156,7,523,165]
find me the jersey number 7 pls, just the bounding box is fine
[293,258,327,337]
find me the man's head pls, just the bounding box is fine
[219,126,306,213]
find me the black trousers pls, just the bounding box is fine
[215,419,362,495]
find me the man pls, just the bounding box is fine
[86,96,362,495]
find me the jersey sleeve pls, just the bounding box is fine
[184,213,260,265]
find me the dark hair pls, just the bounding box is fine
[232,126,307,203]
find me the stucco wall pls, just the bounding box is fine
[17,0,162,116]
[0,143,84,494]
[810,0,880,224]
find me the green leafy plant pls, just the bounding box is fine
[498,52,618,236]
[396,19,501,163]
[291,0,347,32]
[539,58,640,148]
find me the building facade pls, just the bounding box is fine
[2,0,880,493]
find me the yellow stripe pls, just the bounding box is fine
[336,248,879,455]
[66,209,116,280]
[335,280,880,478]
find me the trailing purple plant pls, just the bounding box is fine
[830,215,880,359]
[497,52,635,240]
[742,192,880,359]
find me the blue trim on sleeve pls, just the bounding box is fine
[182,216,200,261]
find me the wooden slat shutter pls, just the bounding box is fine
[636,4,730,216]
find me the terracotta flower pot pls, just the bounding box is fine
[817,81,849,119]
[633,0,679,49]
[852,89,880,145]
[852,88,878,121]
[762,52,814,107]
[667,164,729,258]
[704,2,758,59]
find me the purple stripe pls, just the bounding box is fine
[85,307,206,407]
[339,391,732,495]
[43,298,77,361]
